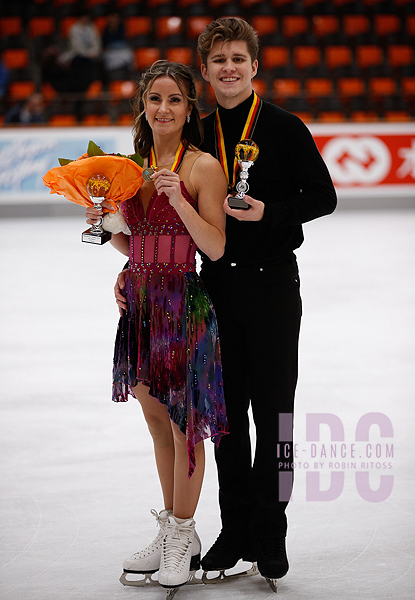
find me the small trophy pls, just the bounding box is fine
[228,139,259,210]
[82,172,112,245]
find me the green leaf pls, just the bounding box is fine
[58,158,74,166]
[113,151,144,167]
[87,140,105,156]
[128,153,144,167]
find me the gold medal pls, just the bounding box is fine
[142,166,156,181]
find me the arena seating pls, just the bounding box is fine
[0,0,414,124]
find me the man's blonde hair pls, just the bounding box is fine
[197,18,259,66]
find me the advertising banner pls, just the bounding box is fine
[0,127,134,204]
[311,122,415,199]
[0,123,414,205]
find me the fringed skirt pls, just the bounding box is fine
[112,269,228,476]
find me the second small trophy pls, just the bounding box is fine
[228,139,259,210]
[82,173,112,245]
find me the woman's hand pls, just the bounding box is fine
[85,200,114,225]
[152,169,184,211]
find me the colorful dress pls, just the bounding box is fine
[112,181,228,476]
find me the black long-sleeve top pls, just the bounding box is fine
[200,92,337,266]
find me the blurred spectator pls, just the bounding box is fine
[41,45,75,94]
[5,93,46,125]
[60,11,102,93]
[102,12,134,81]
[0,52,10,99]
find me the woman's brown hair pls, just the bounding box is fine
[132,60,203,158]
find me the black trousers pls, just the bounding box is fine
[201,256,302,539]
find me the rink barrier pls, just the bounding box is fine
[0,123,414,213]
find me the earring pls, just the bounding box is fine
[144,113,148,121]
[187,115,190,123]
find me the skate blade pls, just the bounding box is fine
[160,570,202,588]
[202,561,259,584]
[119,571,159,587]
[266,577,278,592]
[162,570,202,598]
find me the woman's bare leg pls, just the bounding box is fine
[170,422,205,519]
[133,382,175,510]
[133,383,205,519]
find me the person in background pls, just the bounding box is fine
[41,45,74,94]
[5,92,45,125]
[102,11,135,83]
[0,52,10,100]
[60,11,102,93]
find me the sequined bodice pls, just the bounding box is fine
[121,181,197,275]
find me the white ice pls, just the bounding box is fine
[0,210,414,600]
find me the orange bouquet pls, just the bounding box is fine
[43,141,144,213]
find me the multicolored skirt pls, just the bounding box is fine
[112,269,228,476]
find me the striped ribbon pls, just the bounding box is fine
[215,93,262,189]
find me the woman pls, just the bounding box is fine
[86,61,228,589]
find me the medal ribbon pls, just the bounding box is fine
[149,140,187,173]
[215,93,262,189]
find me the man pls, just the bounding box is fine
[195,18,336,581]
[112,17,336,584]
[5,93,45,125]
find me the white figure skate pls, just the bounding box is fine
[120,509,171,587]
[120,511,201,594]
[159,516,201,599]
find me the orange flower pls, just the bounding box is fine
[43,155,143,212]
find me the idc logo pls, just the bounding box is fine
[304,413,394,503]
[322,136,391,185]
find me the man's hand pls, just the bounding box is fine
[115,269,127,316]
[223,195,264,221]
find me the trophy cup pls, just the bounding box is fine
[82,172,112,245]
[228,139,259,210]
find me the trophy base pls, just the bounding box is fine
[82,228,111,245]
[228,196,250,210]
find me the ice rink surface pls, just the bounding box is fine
[1,209,414,600]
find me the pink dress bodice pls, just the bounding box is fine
[121,181,197,275]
